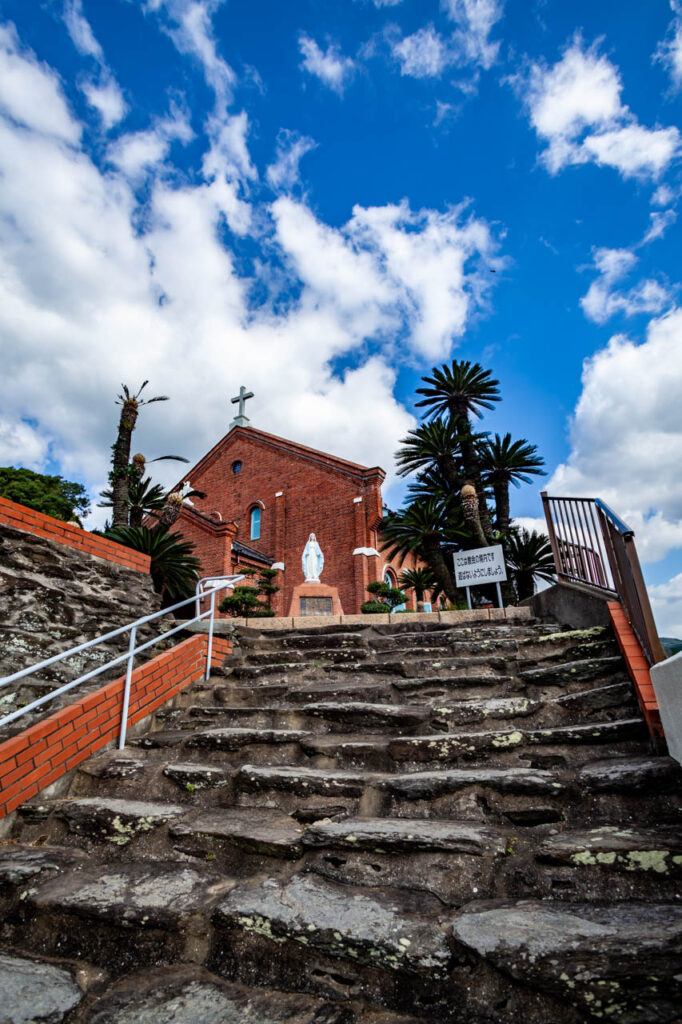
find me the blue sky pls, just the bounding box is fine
[2,0,682,631]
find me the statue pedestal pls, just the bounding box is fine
[288,583,344,617]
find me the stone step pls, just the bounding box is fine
[48,796,187,845]
[519,655,625,685]
[552,680,634,714]
[0,950,86,1023]
[537,824,682,874]
[303,817,509,856]
[329,658,510,679]
[83,964,422,1024]
[387,718,648,764]
[186,701,429,733]
[450,899,682,1022]
[209,873,453,1014]
[169,807,306,859]
[216,680,393,707]
[578,755,682,792]
[185,727,309,751]
[392,673,515,693]
[428,695,543,727]
[162,762,233,791]
[236,647,367,666]
[7,862,234,972]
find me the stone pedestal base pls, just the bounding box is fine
[288,583,344,617]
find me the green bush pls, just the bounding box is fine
[219,567,280,618]
[360,601,389,614]
[365,580,406,612]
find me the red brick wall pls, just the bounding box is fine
[0,496,150,574]
[0,634,231,819]
[174,428,386,615]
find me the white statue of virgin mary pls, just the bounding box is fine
[302,533,324,583]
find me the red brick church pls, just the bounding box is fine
[171,388,425,616]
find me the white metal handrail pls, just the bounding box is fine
[0,574,244,748]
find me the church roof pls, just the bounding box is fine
[178,425,386,487]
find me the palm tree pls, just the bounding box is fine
[415,360,500,538]
[380,498,465,603]
[105,526,201,603]
[479,433,546,536]
[395,419,464,493]
[399,567,440,605]
[110,383,170,528]
[505,528,555,601]
[100,476,167,528]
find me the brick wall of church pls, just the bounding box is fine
[174,428,385,616]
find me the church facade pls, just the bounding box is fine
[172,420,426,617]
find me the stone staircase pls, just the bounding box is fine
[2,616,682,1023]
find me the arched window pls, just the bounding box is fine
[250,506,261,540]
[384,567,406,612]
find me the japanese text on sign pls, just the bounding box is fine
[453,544,508,587]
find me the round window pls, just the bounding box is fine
[232,460,242,474]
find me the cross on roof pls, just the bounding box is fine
[230,385,254,429]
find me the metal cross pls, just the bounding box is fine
[230,386,254,428]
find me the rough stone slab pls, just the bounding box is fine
[304,702,429,729]
[0,950,83,1024]
[553,680,634,712]
[237,765,383,797]
[389,729,528,761]
[526,718,646,745]
[79,755,148,779]
[299,735,389,759]
[163,763,232,790]
[214,873,452,977]
[186,728,308,750]
[54,797,187,845]
[429,696,542,726]
[130,730,192,749]
[303,818,509,855]
[579,756,682,792]
[387,767,565,799]
[170,808,305,858]
[0,845,88,886]
[29,862,234,930]
[86,965,360,1024]
[393,674,512,692]
[520,655,624,684]
[451,899,682,1021]
[537,825,682,873]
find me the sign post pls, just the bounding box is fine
[453,545,508,608]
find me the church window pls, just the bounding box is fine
[250,506,261,540]
[232,460,243,474]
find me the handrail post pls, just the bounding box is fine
[118,625,137,750]
[205,589,216,681]
[623,535,666,665]
[541,491,562,577]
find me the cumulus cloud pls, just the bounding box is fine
[548,308,682,567]
[515,37,681,179]
[107,107,193,180]
[580,247,672,325]
[63,0,127,128]
[299,34,355,95]
[441,0,505,69]
[392,26,454,78]
[655,1,682,90]
[266,130,317,192]
[649,572,682,638]
[0,21,501,526]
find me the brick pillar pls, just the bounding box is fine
[352,497,369,614]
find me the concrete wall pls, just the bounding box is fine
[525,581,614,630]
[652,650,682,765]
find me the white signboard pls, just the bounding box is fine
[454,545,507,587]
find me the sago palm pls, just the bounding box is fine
[105,525,201,603]
[505,528,555,601]
[395,419,464,493]
[479,433,546,536]
[99,476,167,528]
[380,498,465,603]
[398,567,441,604]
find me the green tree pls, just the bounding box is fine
[505,528,555,601]
[395,418,464,493]
[361,579,407,614]
[479,433,545,536]
[398,567,440,605]
[219,567,280,618]
[99,476,167,528]
[415,360,500,539]
[104,525,201,603]
[0,466,90,523]
[380,498,464,604]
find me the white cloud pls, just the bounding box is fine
[0,23,80,143]
[82,76,127,129]
[517,37,681,180]
[580,246,672,325]
[393,26,453,79]
[0,23,501,528]
[266,130,316,192]
[652,183,676,207]
[108,107,193,180]
[649,572,682,638]
[548,308,682,566]
[298,35,355,95]
[642,208,677,245]
[441,0,505,69]
[655,1,682,90]
[64,0,104,61]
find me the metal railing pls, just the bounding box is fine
[0,574,244,747]
[541,491,665,666]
